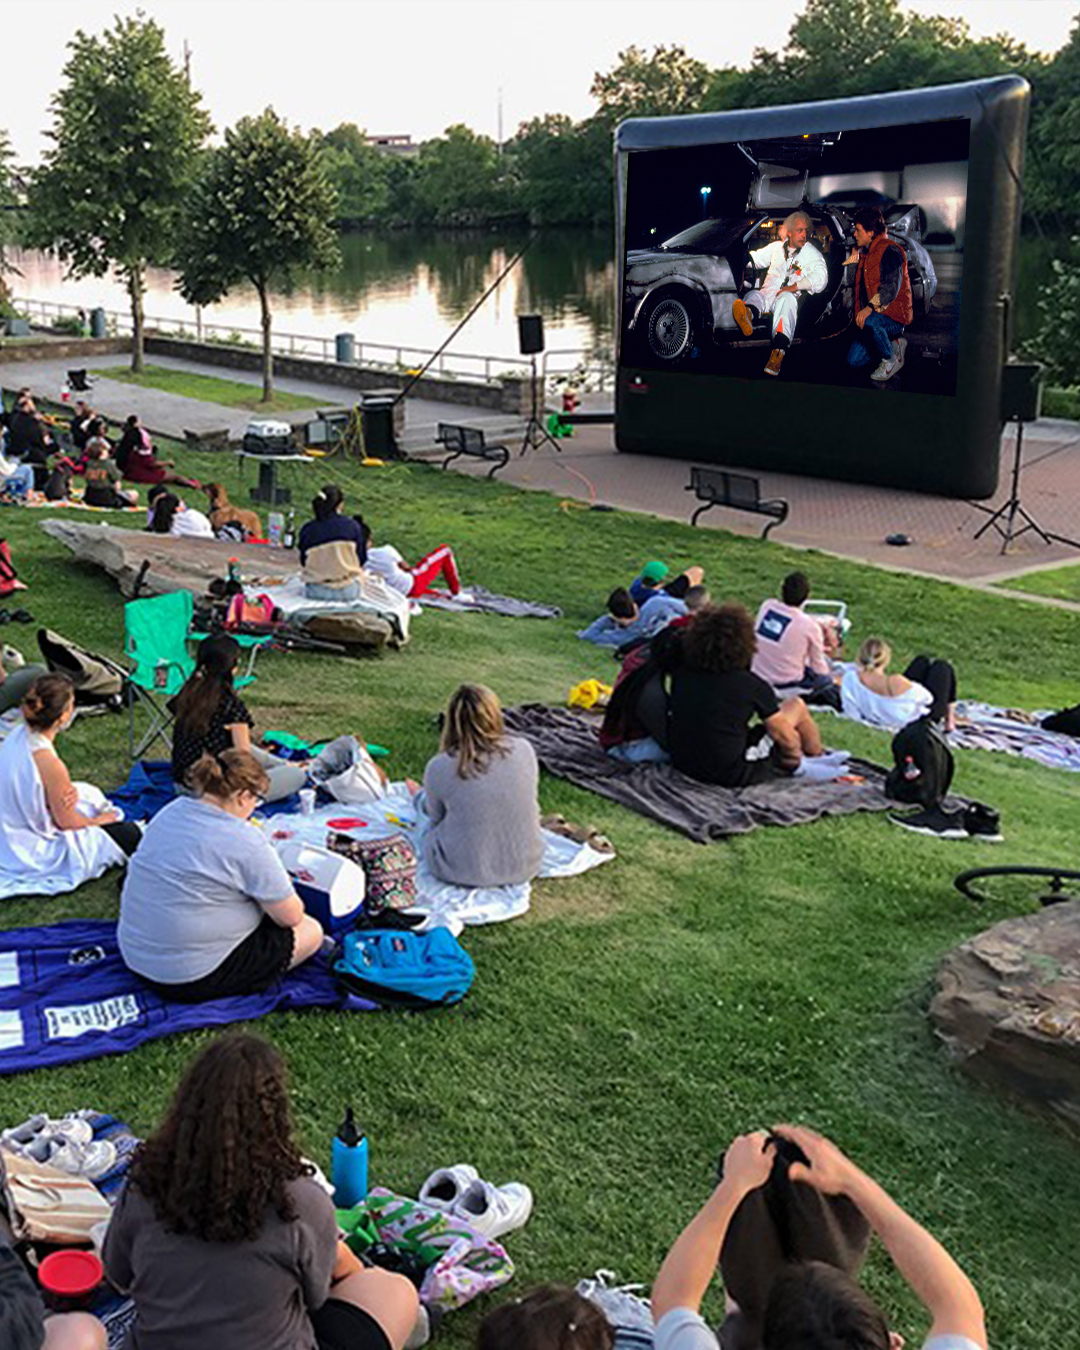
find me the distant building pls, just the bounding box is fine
[365,135,419,159]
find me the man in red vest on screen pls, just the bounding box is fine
[844,204,913,383]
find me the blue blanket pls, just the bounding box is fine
[0,920,375,1077]
[108,761,300,820]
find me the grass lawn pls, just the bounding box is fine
[997,560,1080,603]
[89,363,328,413]
[2,443,1079,1350]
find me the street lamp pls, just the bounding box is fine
[700,186,711,219]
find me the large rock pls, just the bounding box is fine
[40,520,398,652]
[930,900,1080,1135]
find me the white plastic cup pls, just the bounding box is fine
[299,788,316,816]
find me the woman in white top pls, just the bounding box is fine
[839,638,957,731]
[148,490,215,539]
[0,674,140,899]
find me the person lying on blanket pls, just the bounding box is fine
[578,584,709,650]
[104,1033,420,1350]
[629,558,706,605]
[298,483,369,602]
[811,637,958,733]
[118,750,325,1002]
[360,520,470,601]
[414,683,544,888]
[666,604,846,787]
[170,636,309,803]
[0,674,141,899]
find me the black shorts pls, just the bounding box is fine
[663,574,690,599]
[142,915,295,1003]
[311,1299,392,1350]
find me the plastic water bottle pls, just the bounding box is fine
[331,1107,368,1207]
[903,755,920,782]
[268,511,284,548]
[282,509,296,550]
[226,558,242,597]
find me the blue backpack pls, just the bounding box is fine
[334,928,475,1009]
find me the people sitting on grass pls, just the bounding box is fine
[1,1223,106,1350]
[362,522,468,600]
[752,571,836,693]
[68,399,97,453]
[579,584,709,650]
[119,751,323,1001]
[171,635,309,802]
[478,1284,614,1349]
[115,414,200,491]
[667,604,847,787]
[417,683,544,888]
[0,674,140,899]
[103,1034,420,1349]
[299,484,368,602]
[629,558,705,605]
[147,488,215,538]
[7,393,56,488]
[83,429,138,510]
[826,638,958,732]
[651,1124,986,1350]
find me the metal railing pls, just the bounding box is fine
[13,296,613,393]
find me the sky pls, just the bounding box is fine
[9,0,1077,164]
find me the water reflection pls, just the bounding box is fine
[8,228,616,359]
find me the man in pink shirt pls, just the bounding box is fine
[751,572,833,691]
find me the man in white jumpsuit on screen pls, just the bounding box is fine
[731,210,829,377]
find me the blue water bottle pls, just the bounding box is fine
[331,1107,368,1208]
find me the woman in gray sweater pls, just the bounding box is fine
[420,684,544,887]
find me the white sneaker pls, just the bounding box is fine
[892,336,907,372]
[454,590,475,604]
[419,1163,479,1210]
[1,1114,94,1153]
[870,356,899,382]
[26,1134,117,1179]
[455,1177,533,1239]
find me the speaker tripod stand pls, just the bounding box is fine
[968,416,1080,554]
[519,355,563,457]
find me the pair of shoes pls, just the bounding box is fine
[764,348,785,377]
[419,1163,533,1239]
[963,802,1003,842]
[1,1113,117,1179]
[732,298,754,337]
[0,608,33,624]
[888,805,967,839]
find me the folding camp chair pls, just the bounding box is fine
[123,591,265,758]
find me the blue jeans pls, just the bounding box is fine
[1,464,34,498]
[606,737,670,765]
[846,313,903,368]
[304,580,361,603]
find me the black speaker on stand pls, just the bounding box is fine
[516,314,562,457]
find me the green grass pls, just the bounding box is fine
[997,561,1080,603]
[3,444,1080,1349]
[89,363,328,413]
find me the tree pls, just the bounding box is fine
[316,124,391,223]
[174,109,340,402]
[27,16,210,370]
[508,114,612,226]
[413,125,511,226]
[0,130,20,310]
[591,45,712,127]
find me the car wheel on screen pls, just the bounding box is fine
[642,292,695,362]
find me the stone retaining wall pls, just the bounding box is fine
[0,337,129,364]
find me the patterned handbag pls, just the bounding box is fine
[326,831,417,912]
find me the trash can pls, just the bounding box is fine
[359,394,398,459]
[90,307,107,339]
[335,332,355,364]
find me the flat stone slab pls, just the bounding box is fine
[40,520,395,651]
[930,900,1080,1136]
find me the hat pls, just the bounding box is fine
[640,560,669,583]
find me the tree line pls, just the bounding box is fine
[3,2,1078,400]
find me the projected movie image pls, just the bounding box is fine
[622,119,968,396]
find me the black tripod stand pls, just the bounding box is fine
[519,354,563,457]
[969,416,1080,554]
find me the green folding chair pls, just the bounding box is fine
[123,591,267,758]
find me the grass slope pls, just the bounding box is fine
[998,560,1080,604]
[89,364,327,413]
[2,444,1078,1349]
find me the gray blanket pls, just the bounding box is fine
[419,586,561,619]
[504,704,894,843]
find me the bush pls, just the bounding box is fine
[1023,234,1080,386]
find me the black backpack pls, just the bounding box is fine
[885,716,954,807]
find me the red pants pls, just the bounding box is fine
[408,545,460,597]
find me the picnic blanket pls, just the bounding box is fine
[246,572,411,640]
[107,759,300,821]
[418,586,562,620]
[0,920,377,1078]
[949,699,1080,774]
[504,704,893,843]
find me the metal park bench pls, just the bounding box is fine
[437,423,510,479]
[685,466,789,539]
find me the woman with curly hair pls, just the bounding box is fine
[103,1034,420,1350]
[668,603,839,786]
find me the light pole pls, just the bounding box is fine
[700,186,712,219]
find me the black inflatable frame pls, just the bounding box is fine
[614,76,1030,498]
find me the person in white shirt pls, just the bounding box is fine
[651,1125,987,1350]
[147,490,215,539]
[735,220,790,330]
[362,524,466,600]
[731,211,829,378]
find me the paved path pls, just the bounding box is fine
[5,351,1080,591]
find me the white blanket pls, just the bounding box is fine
[256,573,412,642]
[0,724,127,899]
[264,783,613,934]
